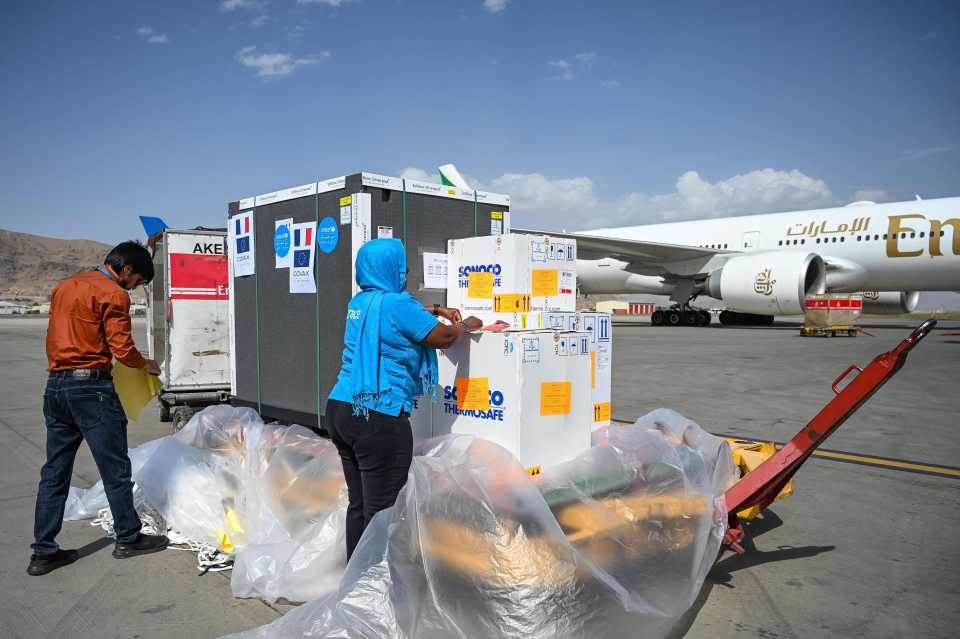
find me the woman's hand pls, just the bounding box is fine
[435,307,462,324]
[421,315,484,349]
[460,316,483,332]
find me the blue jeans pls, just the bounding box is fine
[32,371,141,555]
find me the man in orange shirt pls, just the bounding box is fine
[29,241,169,576]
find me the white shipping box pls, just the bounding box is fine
[446,234,577,314]
[474,310,578,332]
[578,312,613,428]
[428,330,592,469]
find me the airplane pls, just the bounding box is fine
[439,165,960,326]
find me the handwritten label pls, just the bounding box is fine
[540,381,572,416]
[456,377,490,411]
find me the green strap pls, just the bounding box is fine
[315,193,322,425]
[252,210,262,414]
[402,181,408,247]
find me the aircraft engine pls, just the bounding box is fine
[704,252,826,315]
[860,291,920,314]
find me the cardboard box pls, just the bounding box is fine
[446,234,577,314]
[417,330,592,469]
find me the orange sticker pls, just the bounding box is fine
[455,377,490,410]
[590,351,596,389]
[593,402,611,422]
[531,269,559,297]
[467,271,494,298]
[494,293,531,312]
[540,381,572,416]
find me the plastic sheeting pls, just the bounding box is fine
[223,408,736,639]
[64,406,349,603]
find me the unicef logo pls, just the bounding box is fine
[274,224,291,257]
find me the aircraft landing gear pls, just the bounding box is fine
[651,306,712,327]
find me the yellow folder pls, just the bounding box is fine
[111,362,163,421]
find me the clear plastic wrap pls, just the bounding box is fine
[223,409,735,639]
[64,405,348,603]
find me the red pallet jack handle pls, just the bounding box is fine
[722,319,937,553]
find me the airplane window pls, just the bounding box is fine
[920,232,925,238]
[883,234,887,240]
[910,232,915,238]
[840,237,845,242]
[874,234,880,240]
[901,233,907,239]
[940,230,945,237]
[833,237,837,243]
[857,235,861,241]
[724,244,728,248]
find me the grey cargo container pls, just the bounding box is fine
[227,172,510,429]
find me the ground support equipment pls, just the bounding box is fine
[800,324,861,337]
[722,319,937,552]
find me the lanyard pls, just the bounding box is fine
[96,266,115,282]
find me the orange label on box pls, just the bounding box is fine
[467,271,494,298]
[590,351,596,389]
[593,402,611,422]
[540,381,572,416]
[455,377,490,410]
[494,293,531,312]
[531,269,559,297]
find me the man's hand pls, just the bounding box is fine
[144,359,162,376]
[436,307,463,324]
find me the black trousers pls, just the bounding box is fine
[325,399,413,559]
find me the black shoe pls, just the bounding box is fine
[27,548,79,576]
[112,533,169,559]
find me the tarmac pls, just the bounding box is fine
[1,315,958,639]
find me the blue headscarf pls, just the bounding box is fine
[350,239,439,417]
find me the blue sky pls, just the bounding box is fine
[1,0,958,244]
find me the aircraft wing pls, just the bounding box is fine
[511,228,731,264]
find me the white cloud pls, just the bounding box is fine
[251,14,268,28]
[901,146,952,161]
[852,189,889,202]
[548,60,575,81]
[298,0,352,6]
[399,167,438,183]
[574,51,598,68]
[548,52,602,81]
[136,26,169,44]
[399,166,836,230]
[483,0,509,14]
[235,46,330,77]
[222,0,261,10]
[601,79,621,88]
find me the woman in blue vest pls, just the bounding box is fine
[326,238,482,559]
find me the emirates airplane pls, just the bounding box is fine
[438,166,960,326]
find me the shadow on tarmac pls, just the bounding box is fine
[665,510,835,639]
[76,536,114,559]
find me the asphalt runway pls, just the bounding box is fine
[1,316,957,639]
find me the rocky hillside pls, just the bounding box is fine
[0,229,144,301]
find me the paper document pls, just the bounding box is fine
[422,252,448,289]
[112,362,162,421]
